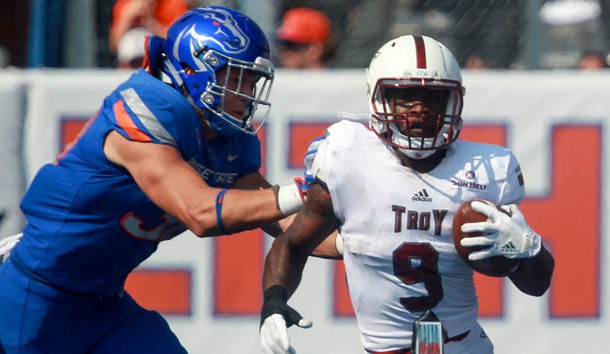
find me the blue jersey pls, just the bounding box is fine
[11,70,261,296]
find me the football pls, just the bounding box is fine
[452,199,519,277]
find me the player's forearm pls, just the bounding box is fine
[310,231,343,259]
[263,236,309,297]
[261,214,296,238]
[509,245,554,296]
[148,184,281,237]
[216,188,285,234]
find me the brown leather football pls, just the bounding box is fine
[452,199,519,277]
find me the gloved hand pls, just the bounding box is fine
[292,174,311,203]
[277,136,321,216]
[260,285,312,354]
[460,202,541,261]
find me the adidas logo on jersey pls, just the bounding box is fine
[499,241,517,254]
[412,189,432,202]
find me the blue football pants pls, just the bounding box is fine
[0,259,187,354]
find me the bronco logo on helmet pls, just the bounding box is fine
[162,6,274,137]
[197,7,250,54]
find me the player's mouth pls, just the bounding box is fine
[405,120,427,136]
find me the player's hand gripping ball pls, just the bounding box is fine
[452,199,519,277]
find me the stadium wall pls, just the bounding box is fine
[0,68,606,353]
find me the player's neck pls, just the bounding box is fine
[199,115,218,140]
[397,149,446,173]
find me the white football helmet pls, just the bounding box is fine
[366,35,465,159]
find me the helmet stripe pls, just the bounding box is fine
[413,35,427,69]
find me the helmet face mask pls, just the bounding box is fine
[161,6,274,137]
[378,86,450,140]
[374,82,462,158]
[196,52,274,135]
[367,35,464,159]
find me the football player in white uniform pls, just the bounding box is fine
[259,35,554,354]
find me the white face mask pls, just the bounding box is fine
[398,147,436,160]
[388,124,439,160]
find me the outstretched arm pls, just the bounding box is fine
[231,171,295,237]
[260,183,339,354]
[232,171,341,259]
[103,131,298,237]
[263,182,339,294]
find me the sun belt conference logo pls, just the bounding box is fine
[451,170,488,191]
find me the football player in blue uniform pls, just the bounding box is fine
[0,6,313,354]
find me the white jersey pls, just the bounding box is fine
[311,120,524,353]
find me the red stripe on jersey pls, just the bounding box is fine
[113,99,152,142]
[413,35,426,68]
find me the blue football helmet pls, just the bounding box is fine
[162,6,274,136]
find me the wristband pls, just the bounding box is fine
[276,184,304,216]
[261,284,289,327]
[263,284,288,303]
[215,189,230,235]
[335,233,344,256]
[509,259,522,273]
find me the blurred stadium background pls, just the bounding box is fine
[1,1,609,354]
[2,0,610,70]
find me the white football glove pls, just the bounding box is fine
[460,202,541,261]
[261,314,305,354]
[0,233,22,257]
[260,286,312,354]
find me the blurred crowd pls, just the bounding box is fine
[110,0,192,68]
[110,2,337,70]
[1,0,610,70]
